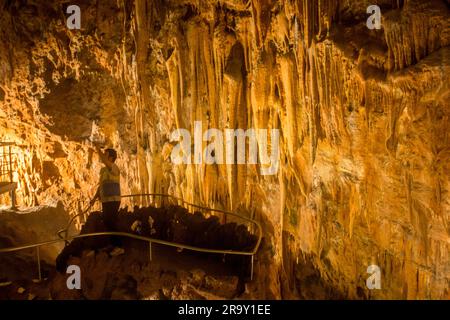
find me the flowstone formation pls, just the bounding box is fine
[0,0,448,299]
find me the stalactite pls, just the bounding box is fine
[0,0,448,299]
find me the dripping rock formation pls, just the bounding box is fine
[0,0,449,299]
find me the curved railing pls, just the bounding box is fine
[1,194,263,281]
[57,193,262,255]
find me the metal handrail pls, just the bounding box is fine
[1,194,263,280]
[0,143,17,208]
[0,232,256,256]
[56,200,96,244]
[0,231,257,280]
[58,193,263,256]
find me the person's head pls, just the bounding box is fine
[105,148,117,163]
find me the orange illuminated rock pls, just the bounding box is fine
[0,0,448,299]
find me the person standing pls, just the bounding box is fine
[92,145,123,254]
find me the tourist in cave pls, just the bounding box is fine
[92,145,124,256]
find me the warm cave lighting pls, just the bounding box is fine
[0,141,19,210]
[0,1,448,314]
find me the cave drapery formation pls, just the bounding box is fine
[0,0,448,299]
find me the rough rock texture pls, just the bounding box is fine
[55,205,256,276]
[0,204,71,264]
[1,247,243,300]
[50,250,242,300]
[0,0,449,299]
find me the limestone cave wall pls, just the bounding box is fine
[0,0,448,299]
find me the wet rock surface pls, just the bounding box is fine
[0,0,448,299]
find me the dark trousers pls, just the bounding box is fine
[102,201,121,246]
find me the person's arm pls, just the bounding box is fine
[90,186,100,205]
[95,145,115,170]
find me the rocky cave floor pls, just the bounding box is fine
[1,243,247,300]
[0,204,344,300]
[0,205,257,300]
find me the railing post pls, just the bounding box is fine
[250,255,254,281]
[36,247,42,281]
[149,241,152,262]
[64,230,69,246]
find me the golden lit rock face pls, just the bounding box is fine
[0,0,448,299]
